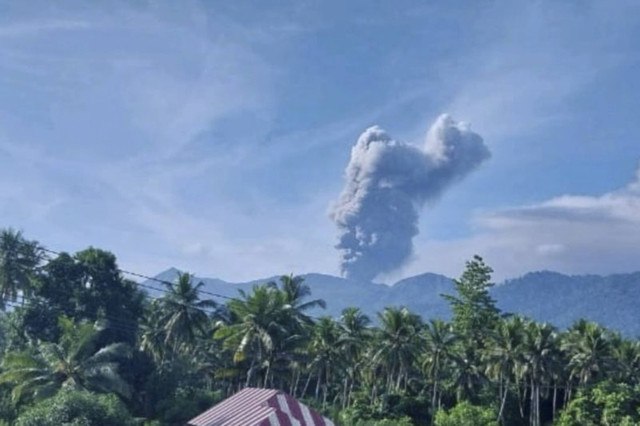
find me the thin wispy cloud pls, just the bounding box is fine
[1,1,639,281]
[0,19,91,38]
[441,2,629,142]
[403,164,640,281]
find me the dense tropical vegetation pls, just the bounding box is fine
[1,228,639,425]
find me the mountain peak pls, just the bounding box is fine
[392,272,452,288]
[154,267,182,282]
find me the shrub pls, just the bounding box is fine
[14,389,135,426]
[153,386,221,425]
[434,401,497,426]
[556,381,640,426]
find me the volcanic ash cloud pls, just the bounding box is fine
[330,114,490,282]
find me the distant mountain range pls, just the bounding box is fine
[149,268,640,336]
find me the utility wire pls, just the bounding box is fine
[36,248,223,315]
[29,245,326,321]
[3,298,140,335]
[40,247,238,301]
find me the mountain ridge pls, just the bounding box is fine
[147,268,640,336]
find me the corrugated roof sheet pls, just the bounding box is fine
[187,387,335,426]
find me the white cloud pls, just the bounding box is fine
[0,20,91,38]
[3,1,639,284]
[440,1,632,142]
[0,4,281,278]
[403,164,640,281]
[111,185,338,281]
[535,244,566,256]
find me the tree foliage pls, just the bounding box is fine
[434,401,498,426]
[0,229,639,426]
[556,381,640,426]
[0,229,43,308]
[0,316,131,404]
[14,389,135,426]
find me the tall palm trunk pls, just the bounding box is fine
[564,380,573,406]
[315,369,322,400]
[529,378,535,426]
[291,369,301,398]
[498,378,509,424]
[263,364,269,388]
[245,356,256,387]
[431,378,439,421]
[342,377,349,409]
[517,380,525,419]
[348,378,355,407]
[552,383,557,420]
[322,384,328,409]
[529,377,541,426]
[536,383,541,426]
[324,365,331,408]
[302,372,313,397]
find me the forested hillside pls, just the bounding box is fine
[1,228,640,425]
[154,269,640,336]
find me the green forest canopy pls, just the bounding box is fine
[1,228,639,426]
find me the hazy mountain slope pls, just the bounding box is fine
[148,267,244,299]
[296,273,389,318]
[148,269,640,335]
[493,271,640,336]
[386,273,454,320]
[150,269,389,318]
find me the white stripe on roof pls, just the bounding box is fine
[275,394,302,426]
[187,387,332,426]
[268,411,282,426]
[300,403,315,426]
[189,388,279,426]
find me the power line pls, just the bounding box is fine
[34,244,327,321]
[2,255,220,324]
[36,248,221,315]
[3,298,140,335]
[40,247,236,302]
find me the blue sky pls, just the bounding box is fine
[1,0,640,282]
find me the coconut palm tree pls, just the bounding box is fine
[307,317,343,408]
[373,307,423,393]
[276,274,326,321]
[520,321,560,426]
[610,336,640,385]
[421,319,457,416]
[139,300,167,364]
[159,272,217,353]
[338,307,371,407]
[448,344,485,403]
[0,229,43,308]
[0,316,131,404]
[562,320,613,388]
[483,316,526,424]
[215,284,291,387]
[242,276,325,392]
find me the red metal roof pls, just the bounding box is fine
[187,387,335,426]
